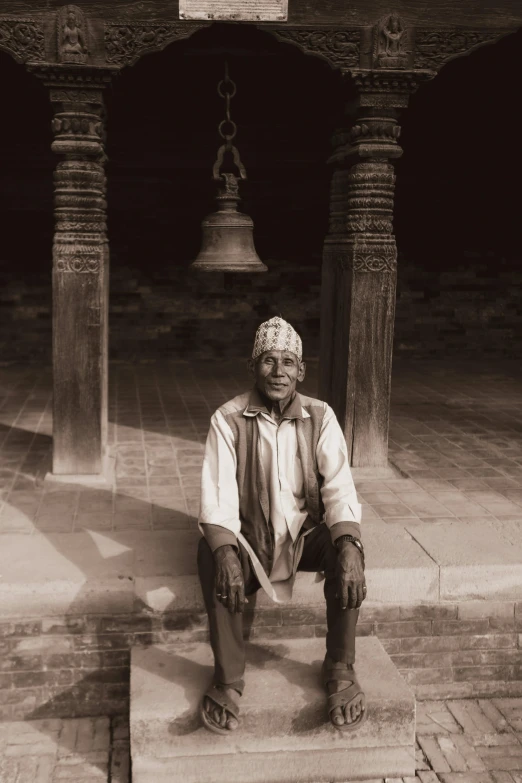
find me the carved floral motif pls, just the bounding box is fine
[104,22,205,66]
[0,18,44,62]
[50,88,108,275]
[353,245,396,272]
[272,28,360,70]
[104,22,361,70]
[414,29,511,70]
[327,122,399,274]
[57,5,88,64]
[322,243,396,273]
[347,216,393,234]
[55,254,101,273]
[350,121,401,142]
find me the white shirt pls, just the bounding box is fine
[199,391,362,602]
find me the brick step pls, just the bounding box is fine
[130,636,416,783]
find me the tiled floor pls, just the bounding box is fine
[0,716,129,783]
[1,699,522,780]
[0,358,522,534]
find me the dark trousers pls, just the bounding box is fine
[197,523,359,693]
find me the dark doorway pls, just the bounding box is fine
[0,53,53,363]
[105,24,347,361]
[394,29,522,358]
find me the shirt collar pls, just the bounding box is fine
[243,386,309,420]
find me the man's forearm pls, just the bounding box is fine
[201,523,238,552]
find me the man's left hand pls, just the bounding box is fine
[335,540,366,610]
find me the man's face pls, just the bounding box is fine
[248,350,306,403]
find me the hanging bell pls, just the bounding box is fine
[191,173,268,273]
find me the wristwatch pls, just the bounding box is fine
[336,534,364,559]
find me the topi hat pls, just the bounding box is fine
[252,316,302,361]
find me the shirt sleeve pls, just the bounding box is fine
[198,409,241,551]
[316,404,363,542]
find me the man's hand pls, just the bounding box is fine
[335,539,366,610]
[214,544,246,614]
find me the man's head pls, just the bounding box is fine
[247,317,306,403]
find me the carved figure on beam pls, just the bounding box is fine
[57,5,88,64]
[373,13,411,69]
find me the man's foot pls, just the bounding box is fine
[200,684,241,735]
[322,656,367,731]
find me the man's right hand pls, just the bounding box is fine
[214,544,245,614]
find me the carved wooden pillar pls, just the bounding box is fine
[319,72,423,469]
[34,66,113,476]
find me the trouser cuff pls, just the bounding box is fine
[215,678,245,696]
[327,647,355,666]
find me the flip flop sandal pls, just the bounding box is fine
[322,657,367,732]
[200,684,241,736]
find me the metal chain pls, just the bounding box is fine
[212,62,247,181]
[217,61,237,142]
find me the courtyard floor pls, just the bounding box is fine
[1,699,522,781]
[1,357,522,535]
[1,357,522,779]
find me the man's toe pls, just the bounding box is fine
[331,706,345,726]
[226,716,239,731]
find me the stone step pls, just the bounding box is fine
[130,636,416,783]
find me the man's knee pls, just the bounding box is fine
[301,523,338,574]
[197,536,214,574]
[323,536,339,578]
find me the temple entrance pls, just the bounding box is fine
[0,52,54,363]
[104,23,348,363]
[394,28,522,359]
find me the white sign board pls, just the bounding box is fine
[179,0,288,21]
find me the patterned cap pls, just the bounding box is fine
[252,316,302,361]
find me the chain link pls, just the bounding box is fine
[213,62,247,181]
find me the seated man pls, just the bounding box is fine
[197,316,367,735]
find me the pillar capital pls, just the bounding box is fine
[350,68,434,108]
[27,62,117,87]
[332,69,435,167]
[28,64,117,160]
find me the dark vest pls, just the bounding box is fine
[223,394,326,575]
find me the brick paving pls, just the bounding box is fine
[1,700,522,780]
[0,716,129,782]
[0,358,522,535]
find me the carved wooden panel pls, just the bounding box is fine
[269,28,360,71]
[414,28,513,69]
[0,18,45,62]
[104,21,206,66]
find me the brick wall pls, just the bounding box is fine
[2,253,522,363]
[1,601,521,720]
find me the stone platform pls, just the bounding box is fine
[0,359,522,717]
[130,636,416,783]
